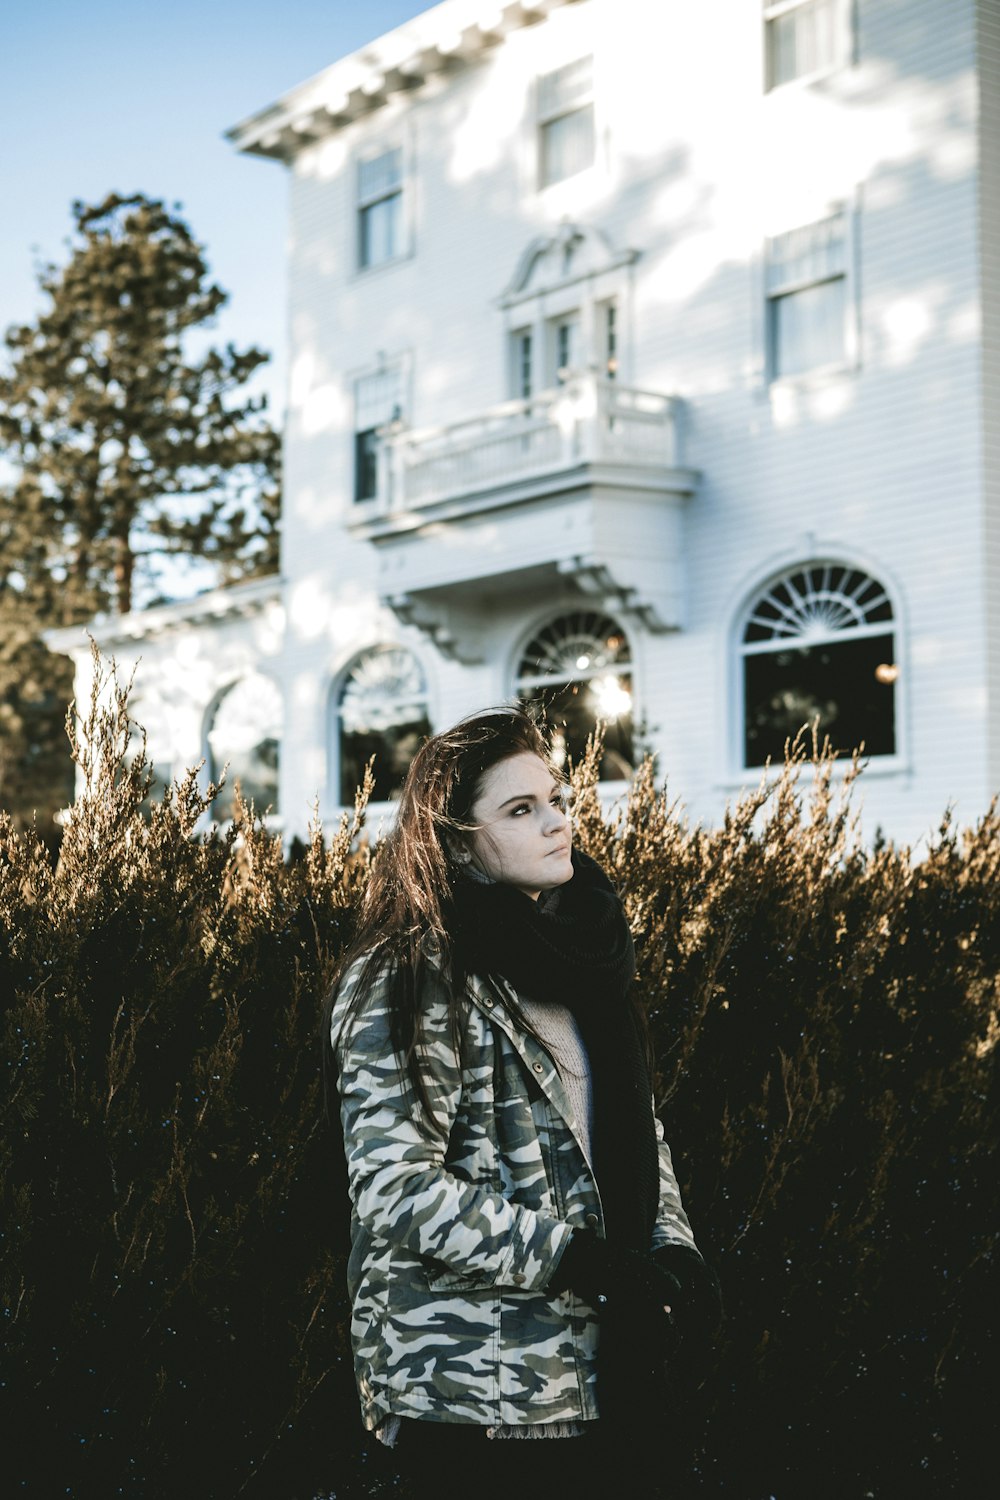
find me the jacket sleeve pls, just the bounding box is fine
[649,1103,700,1253]
[331,959,573,1293]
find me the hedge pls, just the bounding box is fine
[1,655,997,1498]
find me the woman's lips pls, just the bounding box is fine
[546,844,571,857]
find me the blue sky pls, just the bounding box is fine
[0,0,429,420]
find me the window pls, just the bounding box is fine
[740,563,897,768]
[354,365,404,503]
[766,210,849,380]
[517,611,634,780]
[538,56,595,188]
[602,299,619,379]
[358,147,404,269]
[764,0,846,90]
[337,645,430,804]
[511,329,534,400]
[499,225,636,403]
[207,674,282,820]
[549,312,581,383]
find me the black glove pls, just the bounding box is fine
[650,1242,724,1395]
[650,1242,724,1341]
[548,1230,680,1427]
[548,1230,680,1352]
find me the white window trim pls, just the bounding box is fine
[718,550,910,788]
[761,197,861,390]
[762,0,855,94]
[351,126,415,277]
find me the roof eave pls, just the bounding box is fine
[226,0,578,164]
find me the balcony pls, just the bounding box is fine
[348,374,698,660]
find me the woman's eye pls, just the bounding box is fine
[511,803,530,817]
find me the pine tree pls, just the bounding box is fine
[0,191,282,832]
[0,191,280,619]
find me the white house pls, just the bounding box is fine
[51,0,1000,849]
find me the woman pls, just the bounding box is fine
[324,708,720,1497]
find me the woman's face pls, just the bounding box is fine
[465,751,573,900]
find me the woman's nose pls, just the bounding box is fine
[544,803,569,834]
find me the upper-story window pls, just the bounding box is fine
[740,562,897,768]
[501,224,637,396]
[358,146,404,270]
[511,328,534,399]
[602,299,619,379]
[549,312,582,383]
[537,56,595,188]
[766,209,851,381]
[516,610,634,781]
[764,0,851,90]
[207,673,282,821]
[336,644,430,804]
[354,364,404,503]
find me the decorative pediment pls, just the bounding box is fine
[499,222,639,308]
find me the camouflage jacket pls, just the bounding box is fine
[330,956,699,1431]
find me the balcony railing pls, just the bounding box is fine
[373,374,682,516]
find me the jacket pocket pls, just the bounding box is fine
[422,1256,498,1291]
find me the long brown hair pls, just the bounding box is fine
[321,706,560,1120]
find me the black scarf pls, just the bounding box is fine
[451,848,659,1253]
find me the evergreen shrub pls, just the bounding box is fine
[1,657,997,1498]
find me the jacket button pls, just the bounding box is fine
[483,997,494,1008]
[512,1272,526,1285]
[585,1213,599,1229]
[533,1062,544,1073]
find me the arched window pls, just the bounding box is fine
[338,645,430,804]
[207,674,282,820]
[740,562,897,767]
[516,611,634,780]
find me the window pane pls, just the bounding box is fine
[771,277,846,377]
[340,717,429,804]
[359,191,402,268]
[744,564,893,644]
[208,675,282,820]
[518,611,631,682]
[517,612,633,781]
[604,300,619,378]
[744,633,896,766]
[338,647,429,803]
[354,428,379,503]
[767,0,838,89]
[549,313,581,383]
[510,329,533,399]
[521,675,634,782]
[540,105,595,186]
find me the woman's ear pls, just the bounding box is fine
[446,837,472,866]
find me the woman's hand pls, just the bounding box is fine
[547,1230,682,1348]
